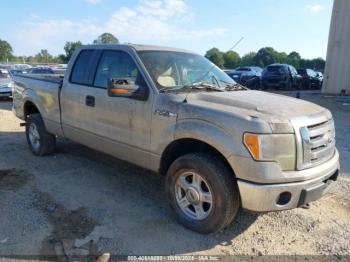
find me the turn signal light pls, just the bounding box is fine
[244,134,259,160]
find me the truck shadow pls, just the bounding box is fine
[0,131,258,257]
[52,140,259,255]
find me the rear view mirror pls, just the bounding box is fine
[108,78,139,97]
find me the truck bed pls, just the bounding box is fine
[12,73,64,132]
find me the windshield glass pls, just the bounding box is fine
[236,67,251,71]
[138,51,236,91]
[267,66,285,72]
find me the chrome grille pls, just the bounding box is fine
[300,118,336,169]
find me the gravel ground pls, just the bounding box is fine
[0,92,349,260]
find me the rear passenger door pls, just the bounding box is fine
[61,49,101,138]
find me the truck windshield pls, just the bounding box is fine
[138,51,236,91]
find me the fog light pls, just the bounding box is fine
[277,192,292,206]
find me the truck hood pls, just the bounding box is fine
[185,90,327,122]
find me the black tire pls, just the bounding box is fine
[253,78,260,90]
[26,114,56,156]
[295,81,301,90]
[319,81,323,90]
[165,153,240,234]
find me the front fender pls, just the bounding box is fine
[174,119,249,159]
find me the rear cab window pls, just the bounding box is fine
[70,50,100,86]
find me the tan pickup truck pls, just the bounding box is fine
[12,44,339,234]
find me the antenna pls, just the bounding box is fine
[195,37,245,82]
[183,37,245,103]
[228,37,244,52]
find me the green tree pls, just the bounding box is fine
[63,41,82,62]
[93,33,119,44]
[34,49,52,63]
[240,52,257,66]
[311,58,326,72]
[0,39,13,62]
[287,51,301,68]
[255,47,281,67]
[205,48,225,68]
[278,52,288,64]
[223,51,241,69]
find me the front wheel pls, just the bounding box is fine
[166,153,240,234]
[26,114,56,156]
[286,79,293,90]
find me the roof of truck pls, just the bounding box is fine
[82,44,194,53]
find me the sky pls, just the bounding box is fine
[0,0,334,59]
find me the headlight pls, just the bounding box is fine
[243,133,296,171]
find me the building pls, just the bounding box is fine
[322,0,350,94]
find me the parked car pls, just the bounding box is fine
[0,69,13,98]
[225,66,262,89]
[12,44,339,234]
[9,69,25,76]
[262,64,301,90]
[297,69,322,89]
[27,67,55,75]
[316,72,324,85]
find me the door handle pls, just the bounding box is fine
[85,95,95,107]
[155,109,177,117]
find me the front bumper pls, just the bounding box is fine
[262,79,288,87]
[237,152,340,212]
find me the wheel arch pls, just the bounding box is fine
[159,138,236,180]
[23,100,40,120]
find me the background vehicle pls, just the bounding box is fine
[26,67,55,75]
[9,69,25,75]
[0,69,13,98]
[51,64,68,74]
[297,69,323,89]
[12,44,339,234]
[225,66,262,89]
[262,64,301,90]
[316,71,324,85]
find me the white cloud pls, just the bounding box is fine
[13,0,227,55]
[307,4,325,12]
[84,0,102,4]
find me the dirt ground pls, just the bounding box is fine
[0,91,349,260]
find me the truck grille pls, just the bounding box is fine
[300,118,336,169]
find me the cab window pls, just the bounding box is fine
[94,51,143,89]
[70,50,97,85]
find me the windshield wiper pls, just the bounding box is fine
[224,83,248,91]
[159,82,224,93]
[218,79,248,91]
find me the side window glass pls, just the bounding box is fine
[70,50,95,85]
[94,51,144,89]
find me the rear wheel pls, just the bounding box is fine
[166,153,240,234]
[253,79,260,90]
[26,114,56,156]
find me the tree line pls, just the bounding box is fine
[0,33,119,64]
[1,33,325,71]
[205,47,326,72]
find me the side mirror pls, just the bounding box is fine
[107,77,148,100]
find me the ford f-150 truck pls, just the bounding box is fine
[12,44,339,234]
